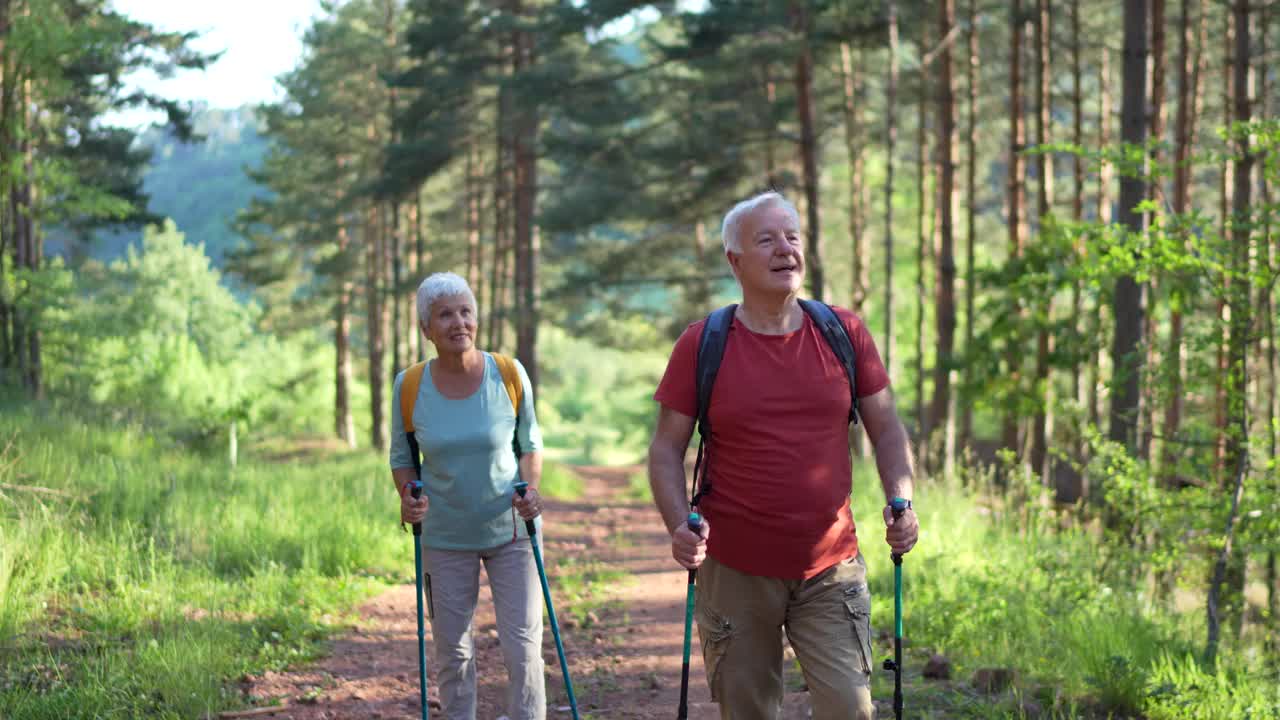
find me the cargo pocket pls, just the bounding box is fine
[843,582,873,675]
[695,604,734,702]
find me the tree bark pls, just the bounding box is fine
[884,0,900,376]
[1162,0,1208,485]
[1107,0,1150,455]
[1003,0,1027,455]
[511,1,539,396]
[840,43,869,318]
[1091,44,1114,433]
[960,0,980,455]
[793,0,823,303]
[915,15,930,451]
[1214,7,1233,480]
[933,0,958,478]
[1139,0,1167,464]
[1030,0,1054,478]
[366,203,388,452]
[335,221,356,448]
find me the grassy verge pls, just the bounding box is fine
[0,402,405,719]
[850,461,1280,719]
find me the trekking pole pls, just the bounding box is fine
[410,480,430,720]
[677,511,702,720]
[881,497,909,720]
[514,481,580,720]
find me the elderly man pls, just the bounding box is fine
[648,191,920,720]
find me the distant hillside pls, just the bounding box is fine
[74,106,269,266]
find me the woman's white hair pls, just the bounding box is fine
[416,272,477,328]
[720,191,801,253]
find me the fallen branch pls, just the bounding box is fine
[216,702,291,719]
[0,483,76,498]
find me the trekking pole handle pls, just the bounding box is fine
[514,481,537,537]
[889,497,909,565]
[687,511,702,534]
[410,480,424,537]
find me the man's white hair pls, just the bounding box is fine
[720,191,801,253]
[416,272,477,328]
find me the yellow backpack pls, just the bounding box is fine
[399,353,525,473]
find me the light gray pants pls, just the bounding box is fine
[424,538,546,720]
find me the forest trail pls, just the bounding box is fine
[235,467,969,719]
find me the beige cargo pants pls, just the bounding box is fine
[695,553,876,720]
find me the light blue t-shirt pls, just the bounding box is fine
[390,352,544,550]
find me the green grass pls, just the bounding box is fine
[850,461,1280,719]
[541,460,585,500]
[0,401,404,719]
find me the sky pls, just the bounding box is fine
[108,0,325,128]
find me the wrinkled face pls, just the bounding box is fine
[727,202,804,296]
[424,294,478,355]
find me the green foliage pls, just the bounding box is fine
[852,464,1280,719]
[41,221,335,447]
[537,325,667,465]
[0,402,398,718]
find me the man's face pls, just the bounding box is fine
[423,294,478,355]
[727,202,804,296]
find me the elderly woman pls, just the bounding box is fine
[390,271,546,720]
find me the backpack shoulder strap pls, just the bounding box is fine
[695,304,738,438]
[798,299,860,425]
[491,352,525,459]
[400,361,428,433]
[491,353,523,416]
[690,304,737,507]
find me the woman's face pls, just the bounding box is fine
[424,294,478,355]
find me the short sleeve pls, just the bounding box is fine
[653,322,702,419]
[513,358,543,453]
[389,369,415,470]
[833,308,891,399]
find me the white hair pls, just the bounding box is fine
[720,191,801,253]
[416,272,477,328]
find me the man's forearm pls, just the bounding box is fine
[648,444,690,535]
[872,420,915,502]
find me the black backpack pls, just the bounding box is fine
[690,299,860,507]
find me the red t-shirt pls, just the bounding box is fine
[654,306,890,580]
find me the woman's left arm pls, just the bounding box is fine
[512,358,545,519]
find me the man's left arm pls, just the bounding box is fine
[858,387,919,555]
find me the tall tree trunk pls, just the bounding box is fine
[1224,0,1252,543]
[960,0,980,454]
[915,16,930,451]
[1063,0,1088,502]
[1108,0,1150,456]
[1214,8,1233,479]
[466,145,482,295]
[762,64,780,189]
[1091,45,1114,432]
[1258,0,1276,643]
[391,201,406,375]
[884,0,899,376]
[1030,0,1054,478]
[367,203,388,452]
[489,77,510,353]
[1162,0,1208,485]
[511,2,539,396]
[1003,0,1027,455]
[335,223,356,448]
[793,0,823,303]
[1140,0,1167,465]
[841,43,869,318]
[408,197,423,362]
[933,0,958,478]
[0,0,10,378]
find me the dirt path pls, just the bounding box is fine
[237,467,900,719]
